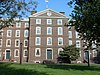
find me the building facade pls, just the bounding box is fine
[0,9,97,63]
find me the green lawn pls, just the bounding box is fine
[0,62,100,75]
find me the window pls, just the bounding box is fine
[47,27,52,35]
[58,37,63,46]
[15,39,20,47]
[16,22,21,28]
[69,40,72,46]
[76,31,80,38]
[93,50,97,57]
[58,27,63,35]
[0,29,3,37]
[6,39,11,47]
[25,23,29,28]
[16,30,20,37]
[36,19,41,24]
[36,27,41,35]
[14,49,19,57]
[0,39,2,47]
[47,37,52,45]
[47,19,52,25]
[58,48,63,55]
[57,19,62,25]
[46,48,53,60]
[23,49,28,57]
[24,30,28,37]
[35,48,41,57]
[76,40,81,48]
[68,31,72,38]
[35,37,41,45]
[7,30,12,37]
[24,39,28,47]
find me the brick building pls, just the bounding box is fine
[0,9,97,63]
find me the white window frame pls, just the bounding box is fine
[93,50,97,57]
[36,27,41,35]
[6,39,11,47]
[35,48,41,57]
[47,37,52,45]
[0,39,2,47]
[15,30,20,37]
[58,48,63,55]
[24,39,28,47]
[47,19,52,25]
[46,48,53,60]
[36,19,41,24]
[35,37,41,45]
[7,30,12,37]
[58,37,63,46]
[16,22,21,28]
[14,49,19,57]
[15,39,20,47]
[69,40,72,46]
[76,40,81,48]
[76,31,80,38]
[58,27,63,35]
[23,49,28,57]
[25,23,29,28]
[68,31,72,38]
[24,30,28,37]
[47,27,52,35]
[57,19,62,25]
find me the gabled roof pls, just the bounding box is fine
[29,9,69,19]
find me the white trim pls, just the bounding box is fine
[7,30,12,37]
[34,60,41,63]
[14,49,19,57]
[5,49,11,59]
[68,40,72,46]
[24,39,28,47]
[58,48,63,55]
[15,30,20,37]
[58,37,63,46]
[29,9,69,18]
[35,37,41,45]
[36,27,41,35]
[68,31,72,38]
[35,48,41,57]
[47,19,52,25]
[58,27,63,35]
[23,49,28,57]
[47,37,52,45]
[46,48,53,60]
[47,27,52,35]
[16,22,21,28]
[57,19,62,25]
[76,40,81,48]
[15,39,20,47]
[6,39,11,47]
[24,30,29,37]
[25,22,29,28]
[36,19,41,24]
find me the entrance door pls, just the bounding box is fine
[6,50,10,59]
[47,49,52,60]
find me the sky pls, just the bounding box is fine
[35,0,73,17]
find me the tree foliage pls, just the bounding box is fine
[68,0,100,48]
[0,0,38,29]
[59,45,80,62]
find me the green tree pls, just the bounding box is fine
[68,0,100,66]
[59,45,80,63]
[0,0,38,29]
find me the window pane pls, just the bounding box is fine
[47,19,52,25]
[47,27,52,35]
[58,27,63,35]
[36,19,41,24]
[57,19,62,25]
[24,30,28,37]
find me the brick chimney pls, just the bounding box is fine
[59,12,65,15]
[31,11,37,15]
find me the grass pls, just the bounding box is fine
[0,62,100,75]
